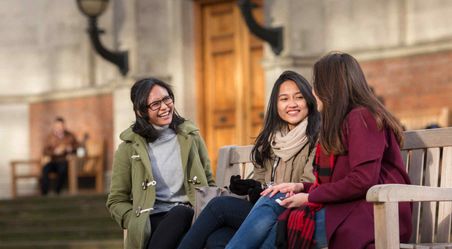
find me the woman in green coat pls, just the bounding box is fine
[107,77,215,249]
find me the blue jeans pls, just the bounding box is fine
[313,208,327,249]
[177,196,253,249]
[226,192,286,249]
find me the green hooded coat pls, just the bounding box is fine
[106,120,215,249]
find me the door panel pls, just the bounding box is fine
[197,0,264,174]
[249,45,265,142]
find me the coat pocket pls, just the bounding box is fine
[126,213,150,249]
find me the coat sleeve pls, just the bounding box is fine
[308,108,386,204]
[43,134,53,156]
[253,166,266,184]
[252,161,269,184]
[194,132,216,186]
[106,142,134,229]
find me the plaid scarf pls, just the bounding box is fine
[276,144,335,249]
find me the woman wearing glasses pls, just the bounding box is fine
[107,77,215,249]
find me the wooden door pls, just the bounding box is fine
[195,0,265,174]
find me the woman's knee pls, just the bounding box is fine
[206,196,242,211]
[255,193,282,206]
[169,205,194,222]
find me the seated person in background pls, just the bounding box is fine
[425,123,441,129]
[177,70,321,249]
[41,117,78,195]
[106,77,215,249]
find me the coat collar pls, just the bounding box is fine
[119,120,199,142]
[119,120,199,177]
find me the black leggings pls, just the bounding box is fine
[147,205,194,249]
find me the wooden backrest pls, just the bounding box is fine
[85,139,104,157]
[401,128,452,244]
[215,145,254,188]
[79,139,105,174]
[10,160,42,177]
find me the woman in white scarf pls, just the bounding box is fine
[178,71,320,249]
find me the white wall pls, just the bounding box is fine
[0,104,29,199]
[0,1,87,95]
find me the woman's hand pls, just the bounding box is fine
[278,193,309,208]
[260,182,304,197]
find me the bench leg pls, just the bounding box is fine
[374,202,400,249]
[68,160,78,195]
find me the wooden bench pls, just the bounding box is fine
[367,127,452,249]
[216,128,452,249]
[10,140,105,197]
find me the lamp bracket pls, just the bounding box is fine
[88,17,128,76]
[237,0,283,55]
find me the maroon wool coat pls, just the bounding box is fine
[304,107,412,249]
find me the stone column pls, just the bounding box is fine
[261,0,325,103]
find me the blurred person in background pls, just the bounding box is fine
[41,117,78,196]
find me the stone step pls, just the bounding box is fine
[0,194,123,245]
[0,226,122,241]
[0,206,109,219]
[0,194,108,212]
[0,216,114,229]
[0,194,107,204]
[0,240,123,249]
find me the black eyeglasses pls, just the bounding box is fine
[147,96,173,111]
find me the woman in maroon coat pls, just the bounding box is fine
[264,52,412,249]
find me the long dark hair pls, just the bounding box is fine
[130,77,185,142]
[251,70,320,168]
[313,52,403,155]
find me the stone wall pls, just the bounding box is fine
[1,0,452,198]
[362,50,452,113]
[0,0,197,199]
[263,0,452,121]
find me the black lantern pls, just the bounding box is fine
[76,0,129,76]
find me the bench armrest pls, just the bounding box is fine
[366,184,452,203]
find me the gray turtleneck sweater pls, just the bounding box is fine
[148,125,188,213]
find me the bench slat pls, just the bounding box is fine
[408,149,425,243]
[402,150,409,172]
[420,148,440,243]
[229,145,254,164]
[404,128,452,150]
[437,147,452,242]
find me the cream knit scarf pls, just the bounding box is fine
[270,118,308,161]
